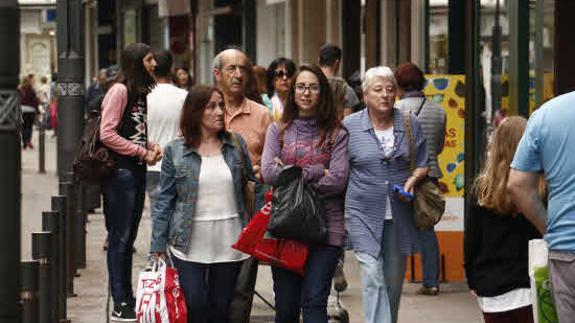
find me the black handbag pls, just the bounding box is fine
[268,165,328,244]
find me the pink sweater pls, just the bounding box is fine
[99,83,154,158]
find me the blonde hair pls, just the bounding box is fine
[475,116,527,215]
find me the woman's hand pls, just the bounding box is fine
[150,252,167,260]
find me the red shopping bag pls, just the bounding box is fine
[136,259,187,323]
[232,189,308,276]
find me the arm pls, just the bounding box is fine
[150,144,177,253]
[254,109,273,177]
[507,169,547,234]
[313,129,350,197]
[99,84,147,158]
[405,116,430,193]
[261,122,282,185]
[437,113,447,155]
[464,202,481,290]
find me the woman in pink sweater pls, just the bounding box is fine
[99,43,160,322]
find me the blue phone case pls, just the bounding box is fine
[393,184,414,201]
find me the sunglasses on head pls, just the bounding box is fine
[274,70,293,79]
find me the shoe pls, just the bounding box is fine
[102,238,108,251]
[27,142,34,149]
[417,286,439,296]
[333,260,348,292]
[110,302,137,322]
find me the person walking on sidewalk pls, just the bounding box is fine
[343,66,429,323]
[99,42,161,322]
[150,85,258,323]
[146,49,188,208]
[395,62,446,296]
[508,91,575,322]
[261,64,350,323]
[465,116,540,323]
[266,57,297,121]
[19,74,39,149]
[213,48,272,323]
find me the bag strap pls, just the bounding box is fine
[403,112,416,172]
[414,98,426,116]
[231,132,248,182]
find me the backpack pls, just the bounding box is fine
[73,111,116,183]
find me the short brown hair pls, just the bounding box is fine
[395,62,425,92]
[180,85,224,148]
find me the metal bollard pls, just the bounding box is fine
[59,179,76,297]
[51,196,68,320]
[21,260,39,323]
[42,211,61,323]
[32,232,53,323]
[73,174,86,270]
[38,116,46,174]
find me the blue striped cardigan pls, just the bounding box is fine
[343,108,428,258]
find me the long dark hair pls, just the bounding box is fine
[266,57,297,97]
[114,43,156,102]
[281,64,341,145]
[180,85,225,148]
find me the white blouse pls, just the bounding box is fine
[170,154,249,263]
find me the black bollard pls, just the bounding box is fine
[32,232,52,323]
[51,195,68,320]
[38,117,45,174]
[59,179,76,297]
[42,211,60,323]
[21,260,39,323]
[73,174,86,270]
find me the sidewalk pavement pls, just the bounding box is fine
[21,129,484,323]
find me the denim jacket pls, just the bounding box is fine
[150,131,259,254]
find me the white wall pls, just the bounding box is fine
[256,0,287,68]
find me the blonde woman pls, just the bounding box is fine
[464,116,541,323]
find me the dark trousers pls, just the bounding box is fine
[227,257,259,323]
[172,257,242,323]
[272,245,342,323]
[482,305,534,323]
[102,168,146,305]
[22,111,36,146]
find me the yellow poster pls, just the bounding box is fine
[423,74,466,199]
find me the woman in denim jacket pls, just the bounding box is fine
[150,85,258,323]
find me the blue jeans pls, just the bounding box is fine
[271,245,342,323]
[356,220,407,323]
[146,171,161,210]
[418,227,439,288]
[172,257,242,323]
[354,252,392,323]
[102,168,146,304]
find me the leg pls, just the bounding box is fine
[354,252,392,323]
[227,257,259,323]
[21,112,35,146]
[383,221,407,323]
[548,251,575,322]
[172,257,209,323]
[208,261,243,323]
[102,169,144,305]
[510,305,534,323]
[272,266,303,323]
[482,311,513,323]
[300,245,342,323]
[418,226,439,290]
[125,171,146,303]
[145,171,161,210]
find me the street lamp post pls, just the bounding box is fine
[56,0,85,177]
[0,1,21,322]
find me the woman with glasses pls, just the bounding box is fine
[266,57,297,121]
[343,66,429,323]
[261,64,349,323]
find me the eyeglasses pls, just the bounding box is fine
[274,70,293,79]
[294,83,320,94]
[223,64,247,74]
